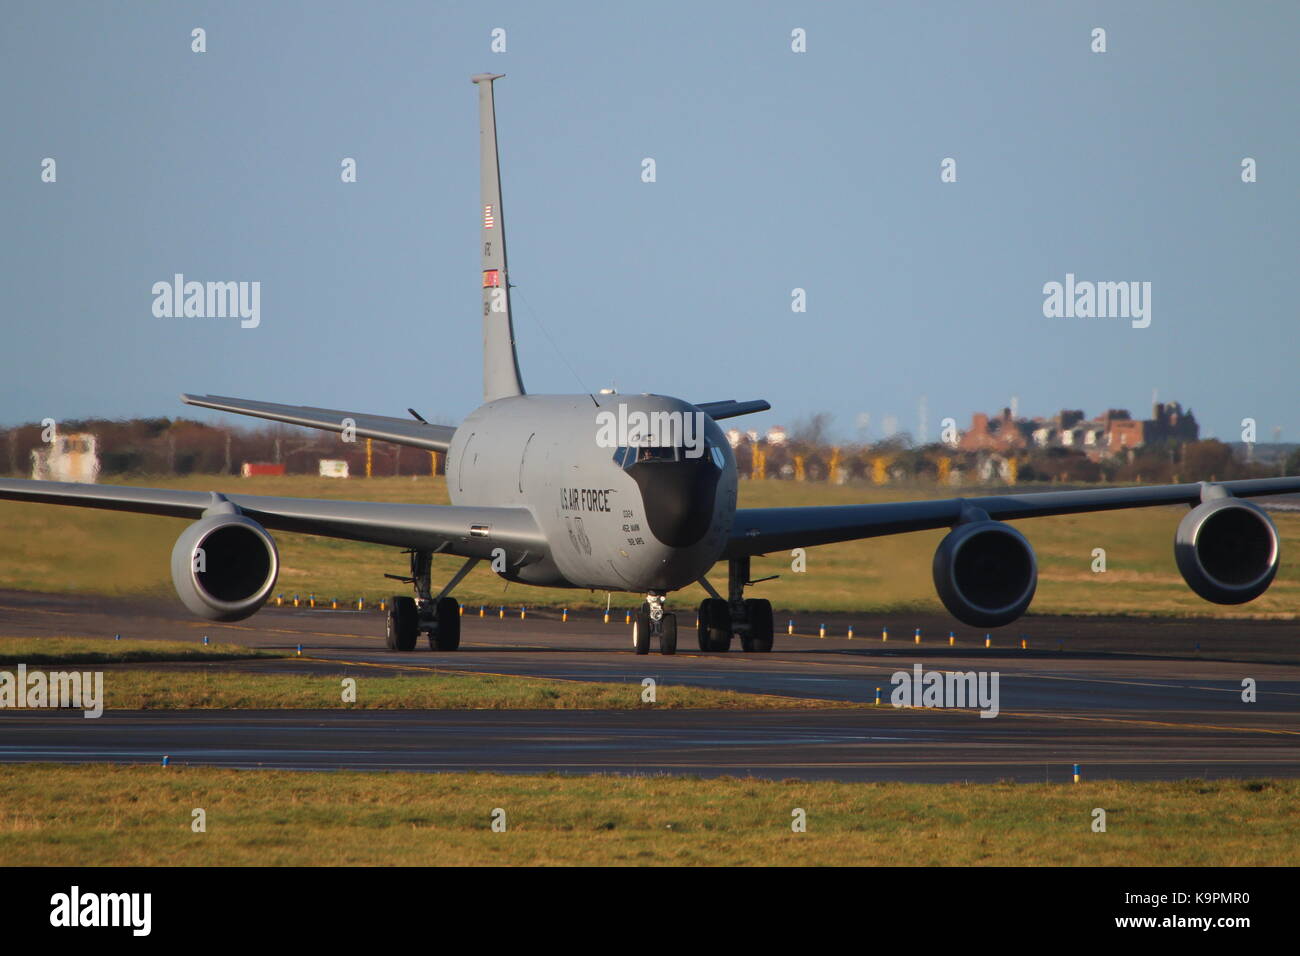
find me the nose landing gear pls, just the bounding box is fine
[633,592,677,655]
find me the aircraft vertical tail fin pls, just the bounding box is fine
[472,73,526,402]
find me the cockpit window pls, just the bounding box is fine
[635,444,678,464]
[613,439,726,469]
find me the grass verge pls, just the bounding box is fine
[0,638,844,708]
[0,638,281,666]
[93,669,844,709]
[0,765,1294,865]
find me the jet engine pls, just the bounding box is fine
[1175,498,1279,604]
[933,521,1037,627]
[170,514,279,621]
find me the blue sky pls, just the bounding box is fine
[3,1,1296,443]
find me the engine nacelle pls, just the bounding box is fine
[1175,498,1279,604]
[170,514,279,621]
[933,521,1037,628]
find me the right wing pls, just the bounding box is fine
[181,394,457,452]
[724,477,1300,557]
[0,478,544,563]
[694,399,771,421]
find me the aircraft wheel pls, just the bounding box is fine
[741,598,774,652]
[697,598,732,652]
[660,613,677,655]
[429,597,461,651]
[386,596,418,652]
[633,603,653,655]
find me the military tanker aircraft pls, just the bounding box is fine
[2,75,1295,656]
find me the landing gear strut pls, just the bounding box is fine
[385,550,477,652]
[633,592,677,656]
[696,557,774,653]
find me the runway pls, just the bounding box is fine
[3,708,1296,782]
[0,590,1297,782]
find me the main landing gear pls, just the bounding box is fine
[696,556,774,653]
[385,550,478,653]
[632,592,678,656]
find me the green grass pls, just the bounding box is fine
[0,637,841,709]
[3,474,1299,617]
[73,669,845,710]
[0,637,281,666]
[1,765,1295,865]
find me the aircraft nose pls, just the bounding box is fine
[625,455,719,548]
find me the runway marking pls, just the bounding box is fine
[693,652,1300,698]
[0,602,80,617]
[996,671,1300,698]
[999,710,1300,737]
[19,757,1289,772]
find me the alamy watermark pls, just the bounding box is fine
[0,665,103,718]
[1042,273,1150,329]
[891,663,1000,718]
[152,274,260,328]
[596,403,705,458]
[50,886,150,935]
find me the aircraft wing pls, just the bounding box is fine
[723,477,1300,557]
[0,478,544,562]
[695,399,771,420]
[181,394,457,452]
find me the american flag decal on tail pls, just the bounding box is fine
[483,204,495,228]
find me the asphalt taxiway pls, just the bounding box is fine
[0,590,1296,782]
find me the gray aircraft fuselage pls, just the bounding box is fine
[449,393,737,593]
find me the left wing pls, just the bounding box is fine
[0,478,544,561]
[724,477,1300,557]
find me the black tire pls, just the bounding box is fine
[633,603,652,655]
[697,598,732,652]
[742,598,774,653]
[430,596,461,651]
[660,613,677,655]
[386,596,418,652]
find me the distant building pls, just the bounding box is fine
[957,408,1030,453]
[958,402,1197,459]
[31,431,99,483]
[241,462,286,477]
[1105,402,1198,452]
